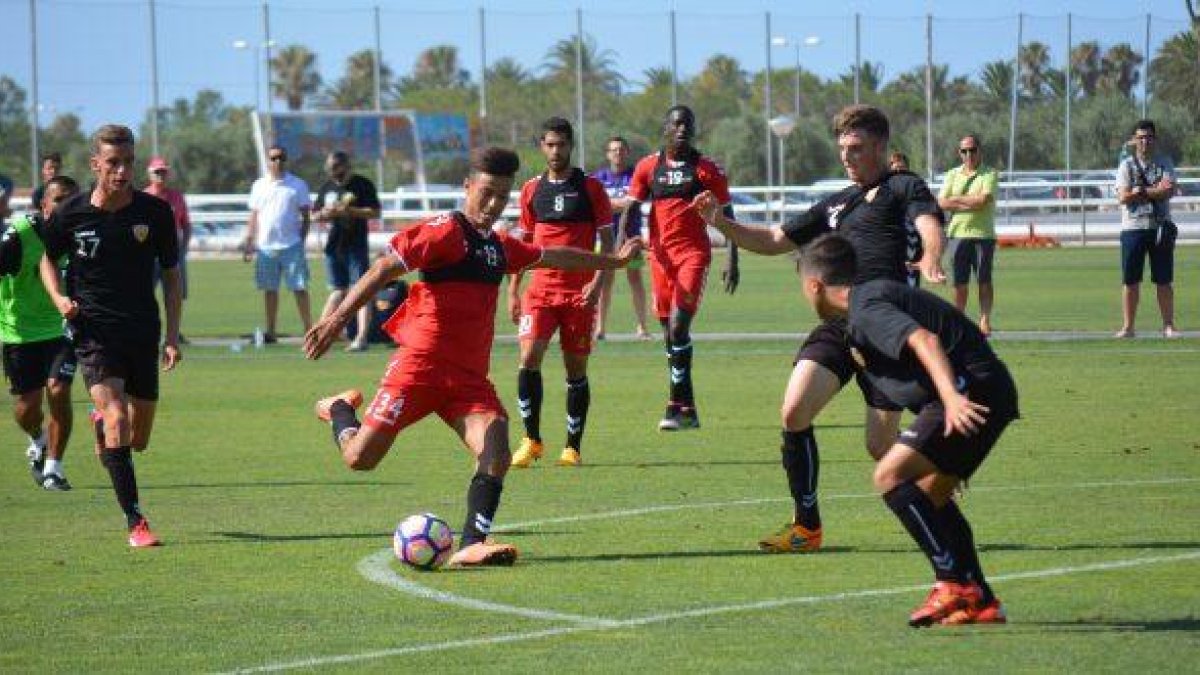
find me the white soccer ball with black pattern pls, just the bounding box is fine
[394,513,454,570]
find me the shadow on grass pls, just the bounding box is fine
[590,457,870,469]
[215,530,391,542]
[979,541,1200,552]
[69,479,411,491]
[1026,617,1200,633]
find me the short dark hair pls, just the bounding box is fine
[0,174,12,198]
[46,175,79,194]
[41,152,63,165]
[833,105,889,143]
[267,144,287,159]
[470,146,520,178]
[889,151,909,166]
[541,117,574,144]
[961,133,981,147]
[327,150,350,165]
[799,234,857,286]
[1133,119,1156,136]
[665,104,695,122]
[607,136,628,148]
[91,124,135,154]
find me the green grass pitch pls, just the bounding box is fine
[0,247,1197,671]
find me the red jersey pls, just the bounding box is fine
[518,169,612,302]
[628,150,730,263]
[384,212,542,376]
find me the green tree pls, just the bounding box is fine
[321,50,393,110]
[1018,41,1051,99]
[1070,41,1103,97]
[1099,43,1143,98]
[979,60,1015,110]
[399,45,471,93]
[270,44,322,111]
[0,76,31,184]
[690,55,748,122]
[1149,31,1200,107]
[541,34,624,96]
[145,90,257,192]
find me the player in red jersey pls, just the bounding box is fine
[508,118,613,469]
[304,147,641,567]
[620,105,739,431]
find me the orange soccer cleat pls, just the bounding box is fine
[908,581,983,627]
[314,389,364,422]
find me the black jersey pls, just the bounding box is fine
[419,212,506,286]
[42,190,179,340]
[783,171,941,284]
[531,168,595,223]
[315,173,381,255]
[846,279,1017,415]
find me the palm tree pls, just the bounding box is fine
[487,57,529,86]
[1070,41,1102,98]
[1018,41,1051,99]
[1099,43,1144,98]
[270,44,321,111]
[839,62,883,94]
[321,50,393,110]
[690,55,748,121]
[979,60,1014,108]
[641,66,675,91]
[414,45,470,89]
[1149,30,1199,106]
[542,34,624,96]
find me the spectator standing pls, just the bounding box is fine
[30,152,63,215]
[937,135,998,336]
[242,145,313,342]
[593,136,651,340]
[314,151,381,352]
[143,156,192,340]
[1114,119,1179,339]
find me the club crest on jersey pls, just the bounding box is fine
[132,223,150,243]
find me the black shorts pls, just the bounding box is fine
[75,331,160,401]
[795,320,902,412]
[2,337,77,395]
[897,371,1019,480]
[949,238,996,285]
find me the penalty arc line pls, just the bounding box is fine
[226,550,1200,673]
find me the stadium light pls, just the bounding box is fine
[771,35,820,119]
[769,114,797,225]
[232,39,276,111]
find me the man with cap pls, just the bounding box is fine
[143,157,192,339]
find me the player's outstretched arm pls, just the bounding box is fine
[538,237,643,271]
[692,191,794,256]
[305,254,406,360]
[905,328,989,437]
[160,266,183,371]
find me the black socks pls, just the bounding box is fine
[517,368,543,442]
[781,428,821,530]
[666,340,694,406]
[883,481,962,582]
[462,473,503,548]
[565,377,590,451]
[329,399,361,447]
[100,447,142,528]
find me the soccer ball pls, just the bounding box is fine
[393,513,455,571]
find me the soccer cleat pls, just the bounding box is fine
[758,522,823,553]
[942,597,1008,626]
[27,437,46,486]
[128,518,162,548]
[1163,326,1182,339]
[314,389,364,422]
[510,438,544,468]
[908,581,982,628]
[1114,328,1135,339]
[40,473,72,491]
[658,405,700,431]
[447,541,518,568]
[557,447,581,467]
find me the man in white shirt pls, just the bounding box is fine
[243,145,313,342]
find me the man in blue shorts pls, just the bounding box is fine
[243,145,313,342]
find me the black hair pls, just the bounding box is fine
[541,117,574,144]
[470,146,520,178]
[1133,119,1156,136]
[46,175,79,194]
[799,234,857,286]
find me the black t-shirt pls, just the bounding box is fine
[315,174,381,255]
[847,279,1014,414]
[783,171,941,283]
[43,190,179,340]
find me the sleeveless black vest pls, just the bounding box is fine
[649,149,704,201]
[419,212,506,286]
[531,168,594,223]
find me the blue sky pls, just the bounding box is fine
[0,0,1191,131]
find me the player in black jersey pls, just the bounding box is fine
[693,105,946,554]
[508,118,613,468]
[39,124,181,548]
[799,234,1014,626]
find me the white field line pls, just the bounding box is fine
[227,550,1200,673]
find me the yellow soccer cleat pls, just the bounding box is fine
[510,438,544,468]
[557,447,582,467]
[758,522,823,553]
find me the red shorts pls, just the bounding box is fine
[649,252,709,319]
[362,352,507,436]
[517,296,596,355]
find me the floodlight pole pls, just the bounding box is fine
[29,0,40,189]
[263,2,273,115]
[479,7,489,143]
[575,8,586,169]
[149,0,161,156]
[764,12,774,227]
[374,5,385,188]
[669,9,679,106]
